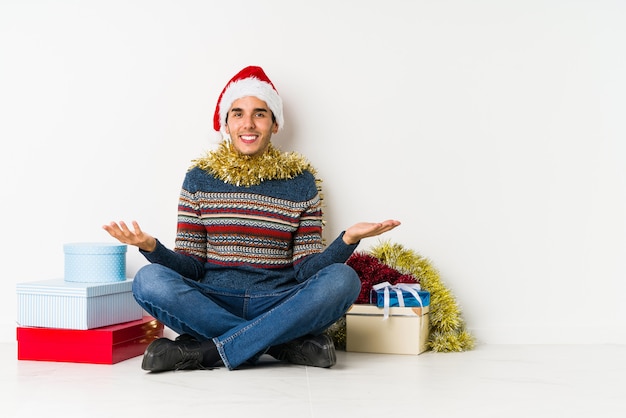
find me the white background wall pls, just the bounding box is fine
[1,0,624,344]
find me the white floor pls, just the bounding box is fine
[3,337,626,418]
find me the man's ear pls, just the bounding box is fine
[272,122,279,134]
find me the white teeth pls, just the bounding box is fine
[241,135,256,140]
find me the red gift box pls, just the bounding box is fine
[17,316,164,364]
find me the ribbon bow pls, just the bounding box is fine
[372,281,424,320]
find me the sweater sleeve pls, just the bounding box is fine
[139,239,205,280]
[292,232,359,283]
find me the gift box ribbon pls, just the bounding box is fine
[372,281,424,320]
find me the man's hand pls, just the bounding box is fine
[102,220,157,252]
[342,219,401,245]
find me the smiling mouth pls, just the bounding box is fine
[240,135,257,143]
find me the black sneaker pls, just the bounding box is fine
[272,334,337,368]
[141,337,204,372]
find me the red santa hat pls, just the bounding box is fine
[213,66,284,136]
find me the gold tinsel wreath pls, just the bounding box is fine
[192,141,319,188]
[327,240,475,353]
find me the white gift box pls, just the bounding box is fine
[64,242,127,283]
[16,278,143,330]
[345,304,430,355]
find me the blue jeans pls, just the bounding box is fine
[132,263,360,370]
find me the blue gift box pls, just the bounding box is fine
[64,242,127,283]
[370,285,430,308]
[16,278,142,329]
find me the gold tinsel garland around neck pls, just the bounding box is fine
[191,141,318,187]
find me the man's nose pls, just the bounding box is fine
[242,114,255,128]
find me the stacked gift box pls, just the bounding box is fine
[346,282,431,355]
[16,243,163,364]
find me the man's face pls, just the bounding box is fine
[225,96,278,157]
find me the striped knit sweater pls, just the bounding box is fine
[141,152,358,291]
